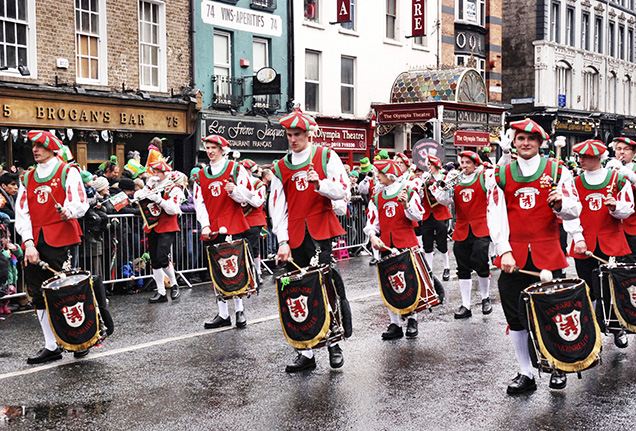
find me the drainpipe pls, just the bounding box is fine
[286,0,295,112]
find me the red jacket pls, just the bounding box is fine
[375,186,419,249]
[452,172,489,241]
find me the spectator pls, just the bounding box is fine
[0,172,19,219]
[93,177,110,199]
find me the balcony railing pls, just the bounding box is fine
[252,94,281,113]
[251,0,276,11]
[212,75,244,109]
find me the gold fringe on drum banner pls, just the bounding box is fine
[376,250,422,316]
[206,241,254,298]
[609,276,636,333]
[529,284,602,373]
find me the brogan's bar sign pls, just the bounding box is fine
[312,126,367,151]
[454,130,490,147]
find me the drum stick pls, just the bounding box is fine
[38,261,66,279]
[584,251,609,264]
[288,258,304,273]
[381,244,399,255]
[515,268,553,282]
[44,189,63,211]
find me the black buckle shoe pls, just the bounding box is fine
[170,285,180,301]
[381,323,404,340]
[73,349,90,359]
[405,318,418,338]
[235,311,247,329]
[614,329,629,348]
[549,370,567,389]
[369,258,378,266]
[149,292,168,303]
[454,306,472,319]
[506,374,537,395]
[203,315,232,329]
[481,298,493,315]
[285,354,316,373]
[442,268,450,281]
[328,344,344,369]
[27,347,63,365]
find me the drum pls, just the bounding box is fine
[207,239,257,299]
[42,270,101,352]
[599,263,636,334]
[138,199,161,230]
[376,248,440,316]
[276,264,344,350]
[523,278,601,374]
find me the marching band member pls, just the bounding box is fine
[568,140,633,348]
[608,137,636,255]
[487,119,584,394]
[16,131,89,364]
[432,151,493,319]
[194,135,254,330]
[420,155,452,281]
[364,159,424,339]
[358,161,383,266]
[240,159,267,287]
[269,108,352,373]
[136,160,185,304]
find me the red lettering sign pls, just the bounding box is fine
[376,107,436,124]
[337,0,351,23]
[412,0,425,37]
[312,126,367,151]
[454,130,491,147]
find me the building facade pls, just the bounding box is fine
[503,0,636,147]
[0,0,197,172]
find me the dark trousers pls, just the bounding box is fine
[420,217,449,253]
[453,230,490,279]
[574,244,607,301]
[148,231,176,269]
[243,226,263,259]
[625,234,636,262]
[25,234,72,310]
[498,252,564,331]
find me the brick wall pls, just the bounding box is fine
[441,0,456,67]
[487,0,503,103]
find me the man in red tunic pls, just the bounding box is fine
[134,160,185,303]
[432,151,492,319]
[15,131,89,364]
[240,159,267,287]
[608,136,636,256]
[194,135,254,329]
[568,140,633,348]
[269,108,352,373]
[364,159,424,339]
[487,119,585,394]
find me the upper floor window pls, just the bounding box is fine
[629,28,634,62]
[457,0,486,27]
[582,12,590,51]
[305,50,320,112]
[594,16,603,54]
[565,7,575,47]
[304,0,319,23]
[139,1,167,92]
[341,56,355,114]
[550,2,560,43]
[1,0,36,77]
[341,0,356,31]
[609,21,616,57]
[619,25,625,60]
[386,0,397,40]
[75,0,107,84]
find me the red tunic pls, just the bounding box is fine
[197,161,249,235]
[570,171,630,258]
[495,158,568,271]
[622,165,636,235]
[375,186,418,248]
[25,161,82,247]
[422,187,452,221]
[145,187,181,234]
[245,179,267,228]
[452,172,489,241]
[274,146,345,249]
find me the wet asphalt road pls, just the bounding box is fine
[0,254,635,431]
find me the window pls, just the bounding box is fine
[555,61,572,108]
[386,0,397,40]
[138,1,166,91]
[625,76,632,114]
[75,0,106,84]
[304,0,319,22]
[341,56,355,114]
[629,28,634,62]
[582,12,590,51]
[252,37,269,107]
[413,35,427,47]
[341,0,355,31]
[214,31,232,102]
[250,0,276,11]
[583,66,599,110]
[609,21,616,57]
[305,50,320,112]
[565,7,575,47]
[619,25,626,60]
[0,0,35,76]
[594,16,603,53]
[455,55,485,77]
[550,2,560,43]
[608,71,617,113]
[456,0,485,26]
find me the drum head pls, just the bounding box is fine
[525,278,584,295]
[601,262,636,272]
[42,271,91,290]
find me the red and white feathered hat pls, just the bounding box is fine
[427,154,442,169]
[202,135,231,148]
[509,118,550,141]
[572,139,607,157]
[612,136,636,147]
[27,130,63,152]
[374,159,405,179]
[241,158,259,173]
[458,150,482,165]
[279,108,318,132]
[394,152,411,167]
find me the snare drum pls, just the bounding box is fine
[599,263,636,334]
[276,264,344,350]
[523,278,601,374]
[42,270,101,352]
[207,239,257,299]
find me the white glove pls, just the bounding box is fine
[606,158,623,170]
[619,165,636,184]
[147,192,162,203]
[499,128,514,152]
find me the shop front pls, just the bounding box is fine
[0,86,197,172]
[311,118,373,168]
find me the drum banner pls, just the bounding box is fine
[276,269,330,350]
[607,266,636,332]
[138,199,161,230]
[412,250,440,311]
[43,277,101,352]
[527,284,601,373]
[377,250,422,315]
[207,240,255,298]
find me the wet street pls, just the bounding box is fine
[1,254,635,431]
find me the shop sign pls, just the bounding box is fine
[201,0,282,37]
[412,138,444,170]
[377,107,436,124]
[312,126,367,151]
[201,115,288,152]
[454,130,490,147]
[457,110,488,124]
[553,120,595,134]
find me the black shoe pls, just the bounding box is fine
[481,298,493,315]
[203,315,232,329]
[549,370,567,389]
[73,349,90,359]
[235,311,247,329]
[506,374,537,395]
[328,344,344,369]
[614,329,629,348]
[285,354,316,373]
[170,285,180,301]
[405,318,418,338]
[454,306,472,319]
[381,323,404,340]
[442,268,450,281]
[149,292,168,303]
[369,258,378,266]
[27,347,63,365]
